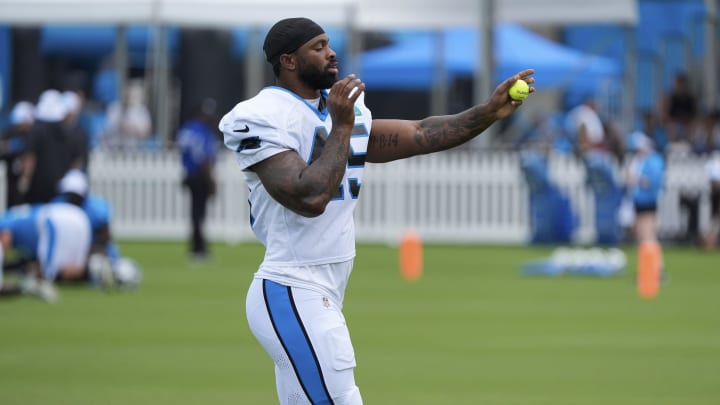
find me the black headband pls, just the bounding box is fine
[263,17,325,66]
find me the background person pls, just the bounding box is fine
[52,169,140,288]
[102,79,152,150]
[219,17,534,405]
[62,90,91,172]
[565,96,606,156]
[21,89,85,204]
[624,131,666,297]
[177,98,219,261]
[0,201,92,302]
[625,131,665,243]
[703,152,720,249]
[661,71,698,145]
[0,101,35,208]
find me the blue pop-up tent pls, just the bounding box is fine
[358,24,621,94]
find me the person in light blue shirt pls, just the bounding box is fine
[624,131,666,252]
[0,201,91,302]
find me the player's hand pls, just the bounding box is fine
[488,69,535,120]
[328,74,365,130]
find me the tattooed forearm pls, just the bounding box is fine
[415,105,496,151]
[368,132,400,149]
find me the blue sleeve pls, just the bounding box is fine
[642,154,665,193]
[85,196,111,230]
[106,241,121,266]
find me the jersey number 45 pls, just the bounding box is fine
[308,124,368,201]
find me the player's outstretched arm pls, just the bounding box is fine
[367,69,534,163]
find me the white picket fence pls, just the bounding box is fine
[33,149,715,244]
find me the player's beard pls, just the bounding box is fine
[297,56,338,90]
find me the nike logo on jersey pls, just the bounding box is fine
[236,136,261,152]
[233,125,250,133]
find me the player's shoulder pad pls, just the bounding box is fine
[219,89,296,154]
[85,195,111,222]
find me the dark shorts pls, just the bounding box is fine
[634,203,657,214]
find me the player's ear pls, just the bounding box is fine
[279,53,296,71]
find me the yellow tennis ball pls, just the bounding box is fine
[508,79,530,100]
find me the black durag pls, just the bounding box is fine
[263,17,325,68]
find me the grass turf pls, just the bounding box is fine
[0,242,718,404]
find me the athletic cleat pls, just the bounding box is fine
[88,253,116,289]
[36,280,59,303]
[20,276,59,303]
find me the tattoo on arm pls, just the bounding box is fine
[368,132,400,150]
[415,106,495,151]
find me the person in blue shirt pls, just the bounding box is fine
[178,99,219,261]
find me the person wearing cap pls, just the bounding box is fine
[52,169,127,288]
[219,17,534,405]
[624,130,666,293]
[21,89,86,204]
[0,200,91,303]
[0,101,35,208]
[624,131,665,241]
[102,79,153,150]
[566,96,606,155]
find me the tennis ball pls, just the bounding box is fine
[508,79,530,100]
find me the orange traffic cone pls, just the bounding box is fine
[637,240,661,300]
[399,229,423,282]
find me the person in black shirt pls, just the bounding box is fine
[662,72,698,144]
[20,89,85,204]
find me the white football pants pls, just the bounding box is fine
[246,277,363,405]
[37,203,91,280]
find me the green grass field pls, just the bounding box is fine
[1,242,719,404]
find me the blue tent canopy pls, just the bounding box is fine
[40,25,179,68]
[358,24,621,94]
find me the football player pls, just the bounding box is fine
[0,201,91,302]
[219,17,534,405]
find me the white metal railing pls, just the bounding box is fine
[1,149,712,245]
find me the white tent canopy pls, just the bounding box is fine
[0,0,154,25]
[0,0,354,26]
[356,0,637,29]
[0,0,638,27]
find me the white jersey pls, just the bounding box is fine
[220,86,372,270]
